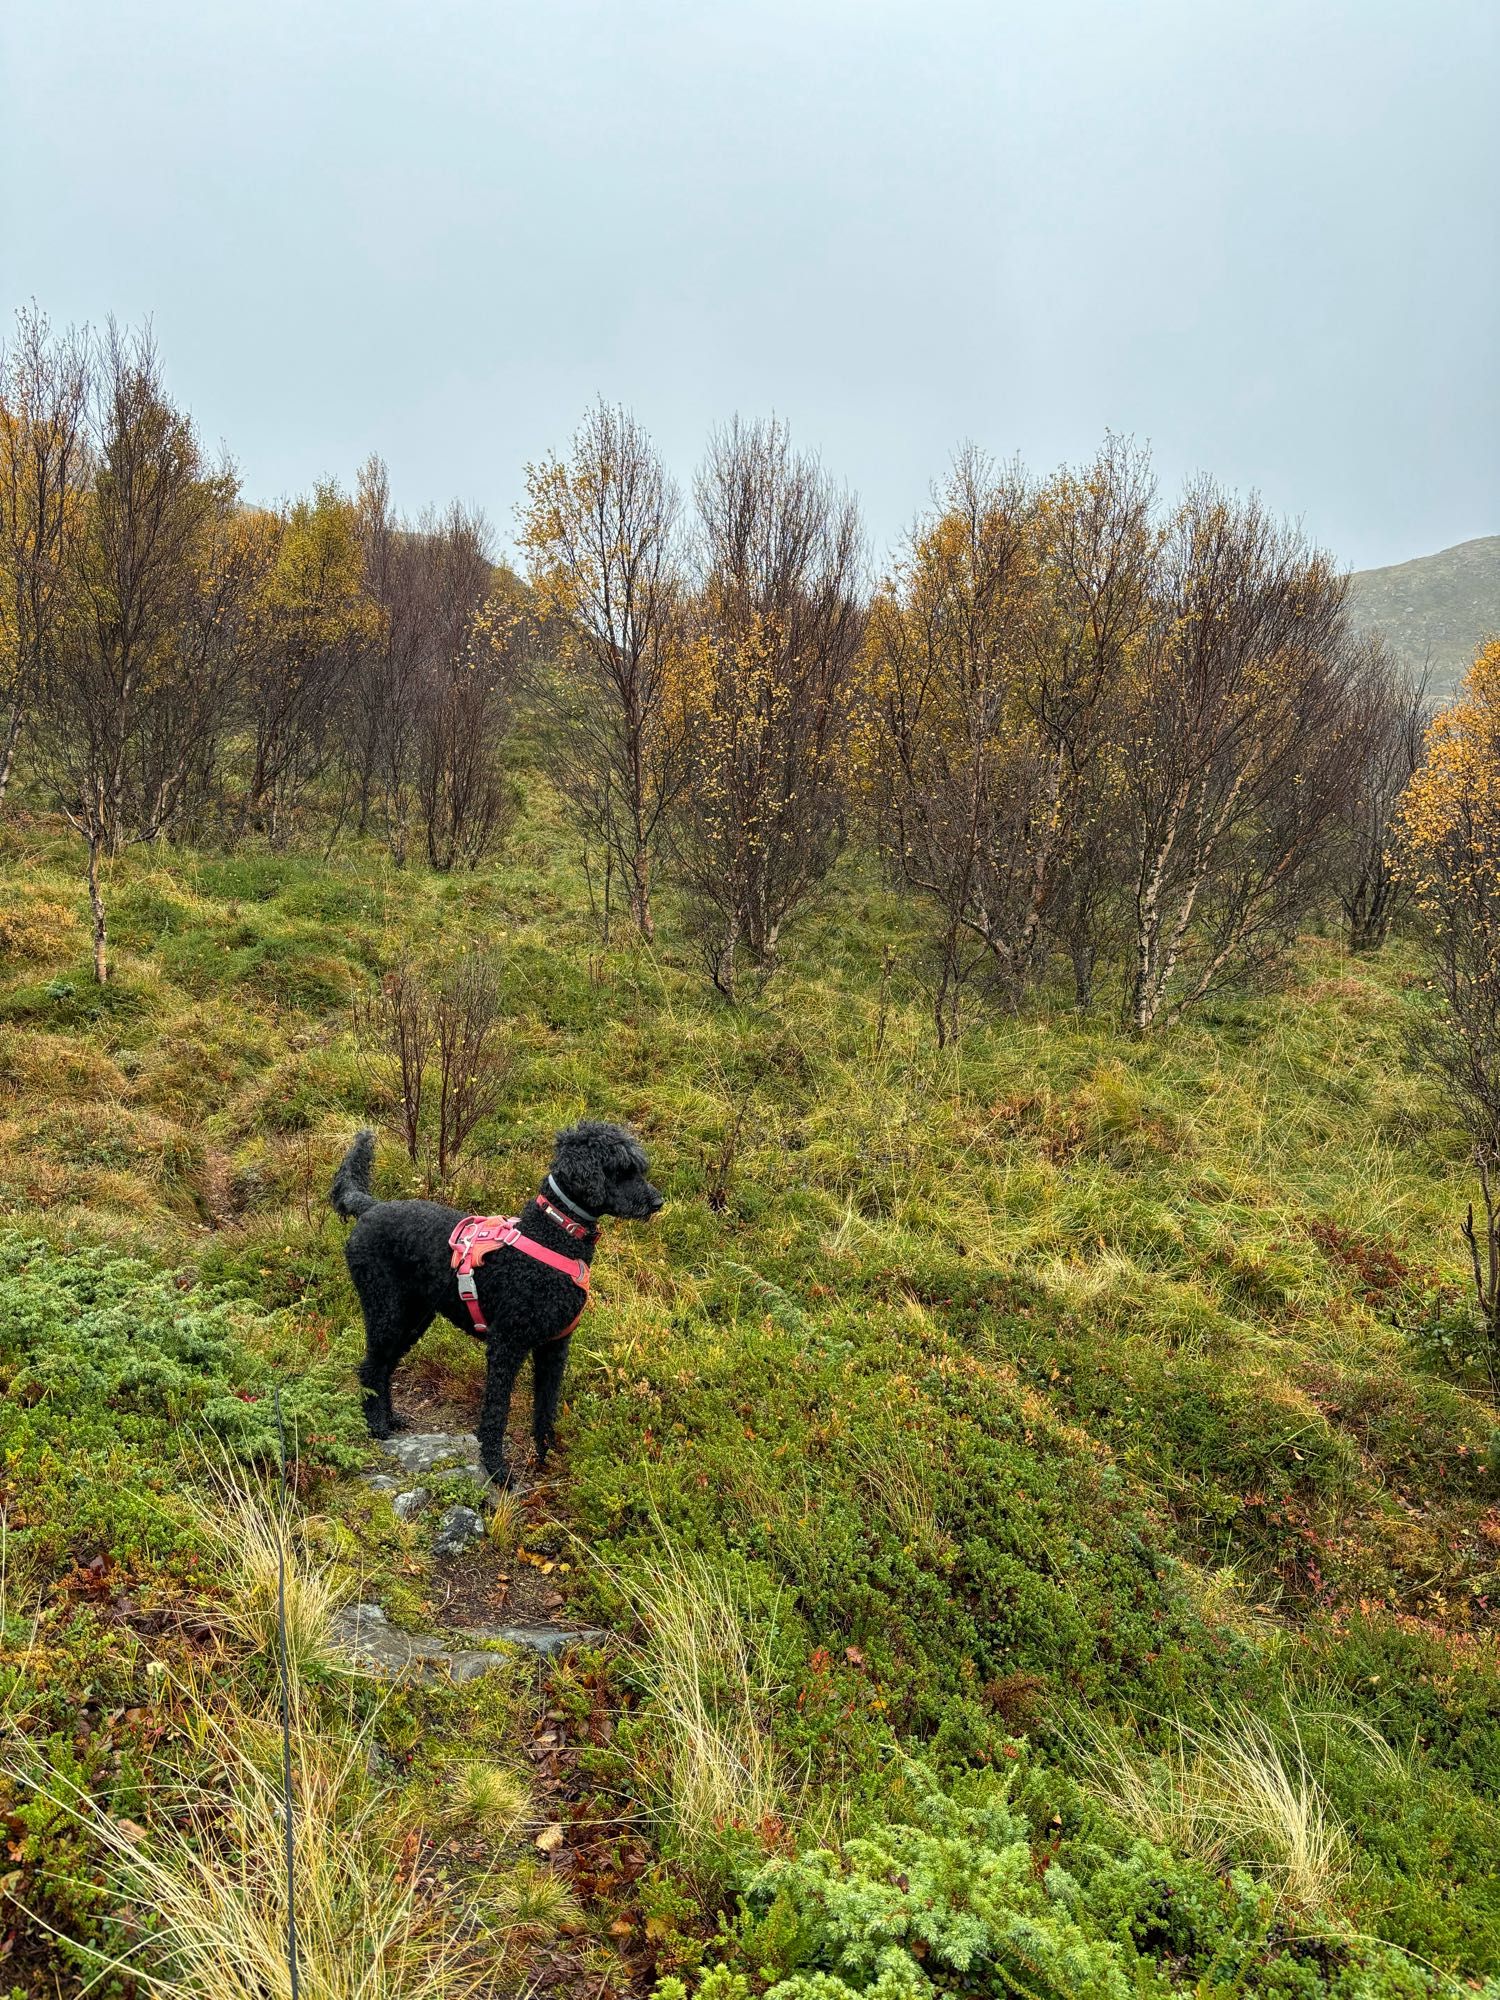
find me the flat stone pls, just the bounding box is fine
[433,1504,487,1557]
[392,1486,428,1521]
[364,1473,400,1495]
[479,1623,608,1658]
[331,1602,604,1682]
[379,1431,482,1477]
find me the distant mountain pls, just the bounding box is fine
[1348,535,1500,700]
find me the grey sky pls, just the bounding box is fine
[3,0,1496,575]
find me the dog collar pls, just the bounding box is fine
[548,1176,600,1224]
[536,1185,595,1240]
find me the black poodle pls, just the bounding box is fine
[330,1122,662,1486]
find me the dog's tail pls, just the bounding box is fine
[330,1129,379,1219]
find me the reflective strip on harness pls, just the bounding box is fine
[448,1214,591,1339]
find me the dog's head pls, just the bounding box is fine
[550,1121,663,1222]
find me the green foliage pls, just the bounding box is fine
[0,1235,365,1574]
[660,1763,1441,1999]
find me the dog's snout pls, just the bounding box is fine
[647,1187,665,1215]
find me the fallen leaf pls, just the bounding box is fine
[535,1823,565,1854]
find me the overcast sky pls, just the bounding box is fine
[3,0,1496,576]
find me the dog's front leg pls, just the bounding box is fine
[531,1335,571,1468]
[478,1338,526,1487]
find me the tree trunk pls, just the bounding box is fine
[711,926,739,1001]
[87,835,108,984]
[629,844,654,940]
[1071,939,1095,1010]
[0,698,25,810]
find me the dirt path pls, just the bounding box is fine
[333,1412,662,1995]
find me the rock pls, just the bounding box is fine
[379,1431,482,1477]
[433,1505,486,1557]
[392,1486,428,1521]
[364,1473,400,1495]
[485,1623,607,1658]
[330,1602,605,1682]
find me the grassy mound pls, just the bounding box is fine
[1,801,1498,1992]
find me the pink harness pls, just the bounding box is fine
[448,1193,593,1340]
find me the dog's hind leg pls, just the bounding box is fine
[531,1335,571,1468]
[477,1338,527,1487]
[357,1301,431,1440]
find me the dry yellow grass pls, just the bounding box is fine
[441,1762,532,1837]
[184,1458,353,1677]
[1073,1704,1353,1920]
[11,1685,541,2000]
[610,1538,792,1855]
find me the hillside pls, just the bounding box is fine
[1,796,1498,1995]
[1349,534,1500,699]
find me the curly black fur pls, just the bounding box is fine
[331,1122,662,1485]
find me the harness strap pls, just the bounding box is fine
[448,1213,591,1340]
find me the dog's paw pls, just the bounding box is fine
[386,1413,411,1433]
[484,1461,519,1492]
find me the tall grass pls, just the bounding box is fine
[440,1761,532,1837]
[5,1459,564,1997]
[845,1429,949,1556]
[0,1511,44,1733]
[13,1682,540,2000]
[184,1456,352,1676]
[610,1539,792,1860]
[1073,1704,1353,1920]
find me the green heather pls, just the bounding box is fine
[1,787,1498,1996]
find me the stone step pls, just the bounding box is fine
[376,1431,482,1477]
[331,1602,606,1682]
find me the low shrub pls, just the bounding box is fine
[658,1761,1441,1999]
[0,1236,366,1576]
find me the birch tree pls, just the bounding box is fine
[863,449,1034,1039]
[865,440,1156,1031]
[1395,638,1500,1380]
[521,402,685,938]
[37,324,226,979]
[0,307,89,809]
[1333,636,1428,952]
[1121,484,1353,1031]
[674,417,865,997]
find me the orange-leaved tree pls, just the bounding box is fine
[0,306,89,811]
[863,439,1157,1036]
[238,483,377,844]
[1395,637,1500,1378]
[520,402,686,940]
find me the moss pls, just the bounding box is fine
[0,890,84,965]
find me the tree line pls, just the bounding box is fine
[9,305,1500,1382]
[0,312,523,978]
[521,407,1424,1026]
[0,307,1425,1014]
